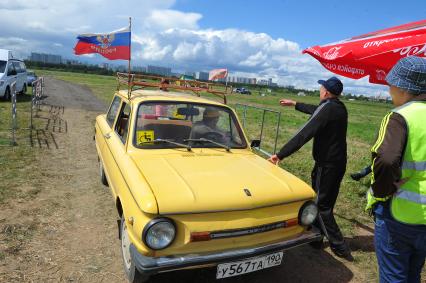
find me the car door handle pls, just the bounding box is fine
[104,133,111,139]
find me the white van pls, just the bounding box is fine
[0,49,27,100]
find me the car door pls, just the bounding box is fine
[6,62,17,90]
[19,62,27,90]
[96,96,122,191]
[104,101,131,196]
[12,61,23,92]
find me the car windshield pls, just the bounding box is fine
[134,102,247,149]
[0,61,6,73]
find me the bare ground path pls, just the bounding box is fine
[0,78,367,282]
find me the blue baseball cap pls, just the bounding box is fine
[386,56,426,95]
[318,76,343,96]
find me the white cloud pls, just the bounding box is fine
[0,0,48,10]
[145,9,202,31]
[239,52,268,67]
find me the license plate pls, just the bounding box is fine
[216,251,283,279]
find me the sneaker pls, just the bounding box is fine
[330,244,353,261]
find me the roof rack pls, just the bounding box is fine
[117,73,231,104]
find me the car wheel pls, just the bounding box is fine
[3,87,11,101]
[99,159,109,186]
[120,217,150,283]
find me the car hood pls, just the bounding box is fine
[131,151,315,214]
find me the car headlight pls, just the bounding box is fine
[143,218,176,250]
[298,201,318,226]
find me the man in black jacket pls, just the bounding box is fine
[268,77,351,258]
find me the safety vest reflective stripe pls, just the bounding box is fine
[395,189,426,205]
[365,188,391,212]
[402,161,426,171]
[390,101,426,225]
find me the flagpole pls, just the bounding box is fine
[225,71,228,92]
[128,16,132,98]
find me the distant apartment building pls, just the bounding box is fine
[257,78,275,86]
[29,52,62,64]
[146,65,172,77]
[133,66,147,73]
[184,71,195,78]
[227,76,256,85]
[195,71,209,81]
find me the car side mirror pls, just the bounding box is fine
[9,69,17,76]
[250,139,260,148]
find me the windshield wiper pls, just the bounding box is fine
[184,138,231,152]
[140,139,192,151]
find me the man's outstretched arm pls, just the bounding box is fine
[275,101,331,161]
[279,99,318,115]
[295,102,318,115]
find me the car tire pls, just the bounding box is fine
[120,217,150,283]
[99,159,109,186]
[3,87,11,101]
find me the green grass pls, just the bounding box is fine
[34,69,396,278]
[0,87,41,203]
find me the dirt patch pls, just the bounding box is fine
[0,78,367,282]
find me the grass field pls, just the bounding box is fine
[0,87,42,204]
[31,69,399,280]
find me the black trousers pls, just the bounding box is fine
[311,162,346,246]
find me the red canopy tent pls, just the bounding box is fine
[303,20,426,85]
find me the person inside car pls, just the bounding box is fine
[191,107,225,140]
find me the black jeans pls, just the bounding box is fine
[311,162,346,246]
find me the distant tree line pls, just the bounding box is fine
[25,60,116,76]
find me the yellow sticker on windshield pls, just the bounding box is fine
[137,130,155,145]
[173,109,185,119]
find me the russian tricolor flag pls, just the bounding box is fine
[74,26,130,60]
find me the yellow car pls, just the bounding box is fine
[95,74,322,283]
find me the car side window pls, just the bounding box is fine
[19,62,26,72]
[106,96,121,127]
[115,102,131,143]
[7,63,15,76]
[12,62,21,73]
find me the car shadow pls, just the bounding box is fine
[149,245,354,283]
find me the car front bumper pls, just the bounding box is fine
[130,228,322,274]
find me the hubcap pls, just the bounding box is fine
[121,221,132,270]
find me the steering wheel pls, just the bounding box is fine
[200,131,224,142]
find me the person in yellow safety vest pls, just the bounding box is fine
[367,56,426,283]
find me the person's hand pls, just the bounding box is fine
[395,178,408,189]
[268,154,281,165]
[279,99,296,107]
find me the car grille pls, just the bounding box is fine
[190,218,298,242]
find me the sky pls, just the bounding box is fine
[0,0,425,96]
